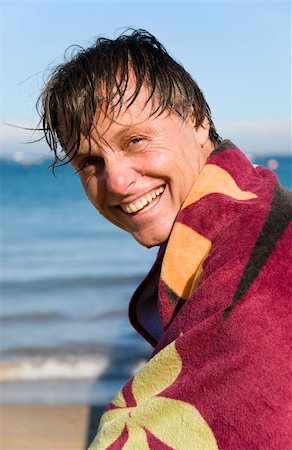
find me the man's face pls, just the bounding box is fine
[71,85,211,247]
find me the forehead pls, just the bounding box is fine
[59,79,155,154]
[98,82,156,129]
[84,85,162,149]
[71,85,157,157]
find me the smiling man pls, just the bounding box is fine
[70,82,213,248]
[38,30,292,449]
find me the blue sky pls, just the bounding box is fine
[0,0,291,159]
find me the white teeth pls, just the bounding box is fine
[129,204,137,213]
[136,201,143,210]
[121,186,165,214]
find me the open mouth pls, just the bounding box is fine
[121,185,165,214]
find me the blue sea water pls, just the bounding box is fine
[0,159,157,404]
[0,154,291,405]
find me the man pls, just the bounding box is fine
[38,29,292,449]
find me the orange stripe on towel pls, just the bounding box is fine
[182,164,258,209]
[161,223,212,300]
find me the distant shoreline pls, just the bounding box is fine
[1,153,292,164]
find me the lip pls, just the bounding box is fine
[113,184,166,222]
[119,184,166,213]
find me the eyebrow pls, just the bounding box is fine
[112,122,155,140]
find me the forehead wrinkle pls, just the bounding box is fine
[82,80,166,156]
[94,98,161,141]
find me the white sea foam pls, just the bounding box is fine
[0,356,109,382]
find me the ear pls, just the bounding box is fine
[190,115,210,147]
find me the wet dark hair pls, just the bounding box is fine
[37,28,221,168]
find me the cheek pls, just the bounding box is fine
[156,152,188,181]
[144,149,175,174]
[79,174,103,207]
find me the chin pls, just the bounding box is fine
[132,228,171,248]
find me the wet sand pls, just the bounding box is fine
[0,404,104,450]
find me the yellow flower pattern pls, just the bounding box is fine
[89,342,218,449]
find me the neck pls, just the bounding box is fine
[203,139,216,159]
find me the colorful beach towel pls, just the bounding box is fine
[89,141,292,449]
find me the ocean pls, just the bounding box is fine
[0,159,157,405]
[0,154,291,405]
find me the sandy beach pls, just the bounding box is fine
[0,404,104,450]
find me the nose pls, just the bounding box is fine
[104,157,136,197]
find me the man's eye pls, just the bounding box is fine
[81,156,104,170]
[129,137,143,145]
